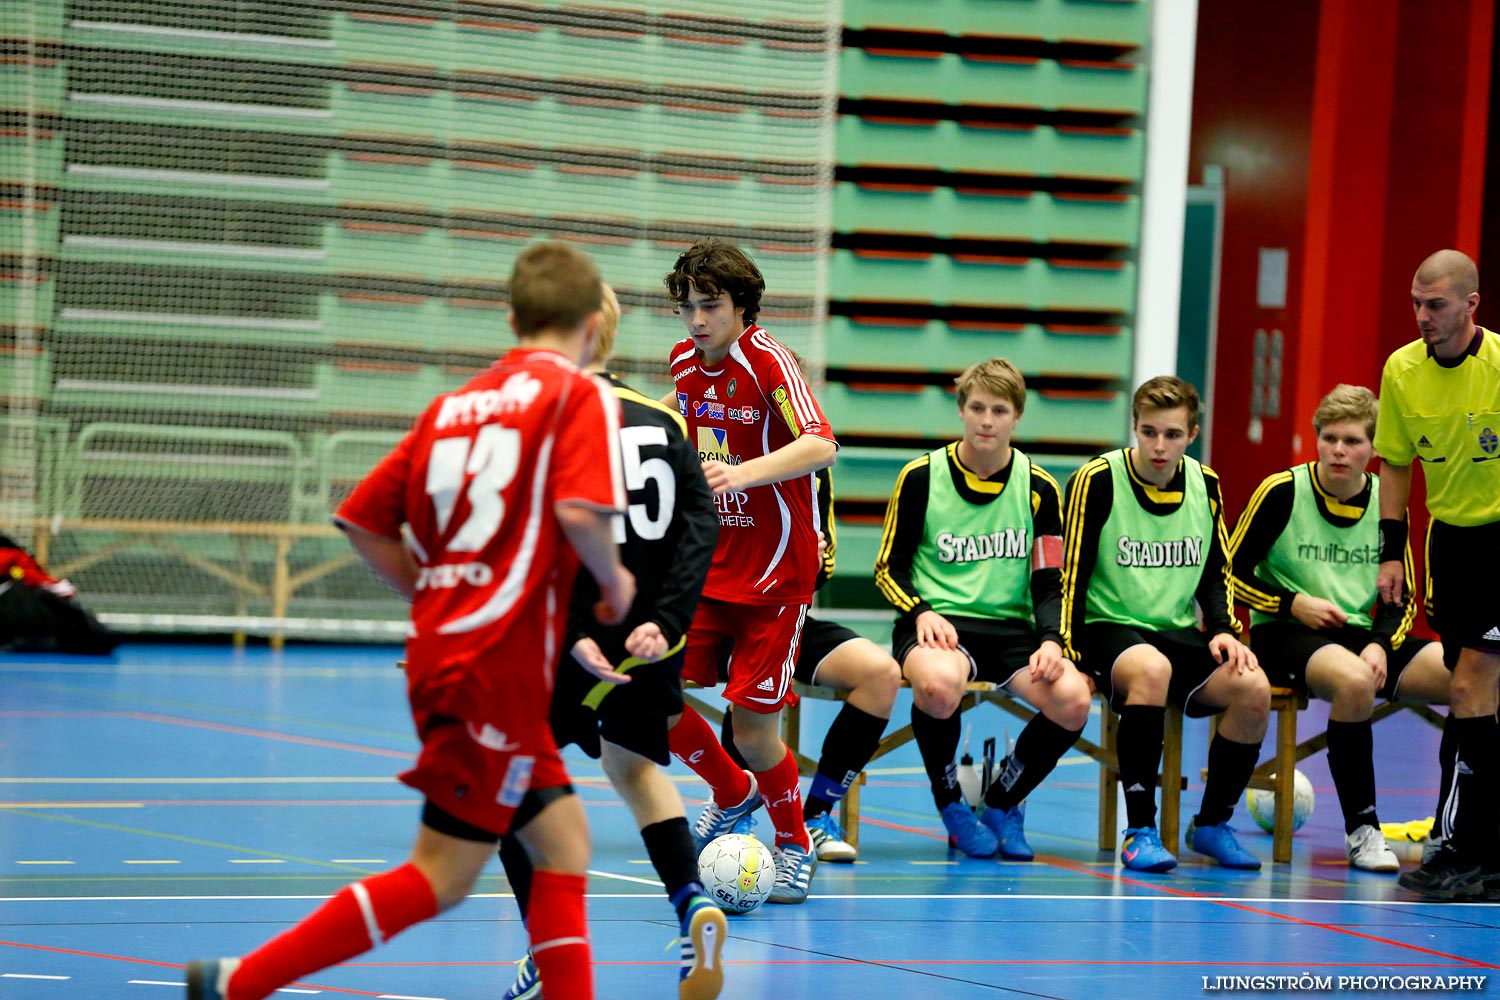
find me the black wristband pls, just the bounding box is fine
[1378,518,1408,562]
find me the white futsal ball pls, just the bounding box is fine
[1245,769,1315,833]
[698,833,775,914]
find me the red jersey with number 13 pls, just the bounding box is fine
[669,324,836,606]
[336,347,624,708]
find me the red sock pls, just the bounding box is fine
[670,706,753,807]
[227,863,437,1000]
[527,871,594,1000]
[756,746,811,851]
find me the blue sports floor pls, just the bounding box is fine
[2,644,1496,999]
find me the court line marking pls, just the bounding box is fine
[1042,854,1499,969]
[0,711,412,760]
[2,973,70,979]
[2,891,1493,907]
[0,809,392,874]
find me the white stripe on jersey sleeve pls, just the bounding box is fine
[747,328,824,429]
[554,375,627,512]
[670,345,697,368]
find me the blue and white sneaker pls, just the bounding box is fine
[806,811,857,863]
[184,958,239,1000]
[767,842,817,903]
[502,950,542,1000]
[678,894,727,1000]
[940,800,999,858]
[693,770,760,852]
[1120,826,1178,873]
[1186,819,1262,870]
[979,802,1034,861]
[730,810,758,836]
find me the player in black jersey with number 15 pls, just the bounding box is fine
[496,284,727,1000]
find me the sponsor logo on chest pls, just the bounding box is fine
[934,529,1029,563]
[1115,534,1204,568]
[1294,542,1379,564]
[697,426,743,465]
[715,490,753,527]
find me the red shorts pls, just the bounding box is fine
[682,597,805,714]
[399,638,571,837]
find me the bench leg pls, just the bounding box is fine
[781,696,802,757]
[1161,706,1183,855]
[839,771,865,853]
[1099,706,1119,852]
[1273,703,1297,863]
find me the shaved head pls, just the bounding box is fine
[1414,249,1479,297]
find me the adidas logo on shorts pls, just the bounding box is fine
[1483,626,1500,641]
[756,677,775,692]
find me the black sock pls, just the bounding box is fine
[1116,705,1165,830]
[1436,712,1458,841]
[1194,732,1261,828]
[804,702,888,818]
[719,707,750,771]
[984,714,1083,811]
[1451,715,1500,864]
[497,833,533,920]
[912,705,963,809]
[641,817,703,920]
[1325,719,1379,833]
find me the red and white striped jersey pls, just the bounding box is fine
[337,347,624,686]
[669,324,836,606]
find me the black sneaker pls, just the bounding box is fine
[1397,847,1483,901]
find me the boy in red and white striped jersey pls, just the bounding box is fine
[663,239,837,904]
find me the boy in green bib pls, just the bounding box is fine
[1230,384,1450,874]
[877,359,1092,859]
[1063,376,1268,872]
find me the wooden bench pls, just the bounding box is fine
[1208,687,1447,863]
[685,679,1187,856]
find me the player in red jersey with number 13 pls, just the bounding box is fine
[185,240,633,1000]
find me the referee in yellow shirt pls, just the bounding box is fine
[1374,248,1500,901]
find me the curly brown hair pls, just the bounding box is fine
[663,238,765,324]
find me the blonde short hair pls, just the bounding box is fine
[591,283,620,364]
[1132,375,1201,430]
[1312,383,1377,439]
[955,358,1027,415]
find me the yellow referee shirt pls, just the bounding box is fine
[1374,326,1500,526]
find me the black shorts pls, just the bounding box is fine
[893,616,1038,687]
[794,616,866,686]
[1073,623,1223,718]
[1249,621,1434,700]
[549,646,685,767]
[1427,518,1500,663]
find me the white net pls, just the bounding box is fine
[0,0,841,637]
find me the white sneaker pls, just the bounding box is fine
[692,770,760,852]
[1346,825,1400,873]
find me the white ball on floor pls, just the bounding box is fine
[1245,769,1315,833]
[698,833,775,914]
